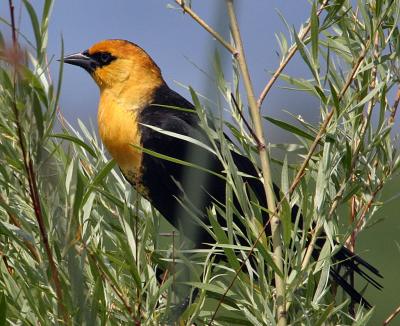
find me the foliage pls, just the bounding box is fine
[0,0,399,325]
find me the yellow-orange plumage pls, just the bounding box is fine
[89,40,164,185]
[97,92,142,183]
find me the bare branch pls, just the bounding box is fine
[256,0,329,110]
[8,0,68,323]
[210,1,286,325]
[389,86,400,124]
[383,304,400,325]
[174,0,237,54]
[0,194,41,262]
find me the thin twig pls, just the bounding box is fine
[8,0,68,323]
[348,30,380,315]
[389,86,400,124]
[355,180,384,232]
[87,252,137,321]
[299,8,389,275]
[289,39,369,198]
[383,304,400,325]
[8,0,17,45]
[210,1,286,325]
[0,194,41,262]
[256,0,330,110]
[230,93,264,149]
[174,0,237,54]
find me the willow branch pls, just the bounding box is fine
[289,39,370,197]
[0,194,41,262]
[256,0,330,110]
[389,86,400,124]
[87,252,137,321]
[8,0,68,323]
[383,304,400,325]
[210,1,286,325]
[299,6,390,273]
[174,0,237,54]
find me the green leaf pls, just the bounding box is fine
[22,0,41,57]
[353,308,375,326]
[91,160,116,188]
[341,184,361,203]
[32,92,44,138]
[328,80,340,111]
[140,123,216,155]
[314,138,332,212]
[72,169,86,218]
[264,116,315,141]
[313,240,331,303]
[310,1,320,64]
[0,221,35,244]
[294,27,320,83]
[349,81,385,112]
[51,133,97,158]
[281,156,289,196]
[52,37,64,118]
[189,86,202,110]
[208,207,241,270]
[131,144,225,180]
[343,140,352,176]
[314,303,334,326]
[117,218,142,289]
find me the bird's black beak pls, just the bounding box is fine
[62,51,95,73]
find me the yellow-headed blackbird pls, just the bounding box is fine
[63,39,381,308]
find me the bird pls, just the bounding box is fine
[63,39,381,309]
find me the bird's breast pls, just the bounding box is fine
[98,96,143,185]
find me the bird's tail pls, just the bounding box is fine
[314,239,383,309]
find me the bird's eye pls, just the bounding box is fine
[100,52,112,63]
[91,51,115,68]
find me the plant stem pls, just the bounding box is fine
[210,1,286,325]
[288,38,370,198]
[256,0,329,110]
[87,252,137,321]
[389,87,400,124]
[298,4,392,277]
[0,194,41,262]
[8,0,68,323]
[175,0,237,54]
[383,304,400,325]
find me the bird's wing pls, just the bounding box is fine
[138,98,227,246]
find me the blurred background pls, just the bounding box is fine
[0,1,398,323]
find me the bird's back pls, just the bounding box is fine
[138,84,232,246]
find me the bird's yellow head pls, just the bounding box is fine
[63,39,164,91]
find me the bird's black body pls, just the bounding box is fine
[140,85,231,246]
[139,84,270,247]
[63,39,382,310]
[138,84,381,307]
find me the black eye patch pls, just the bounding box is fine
[90,51,117,68]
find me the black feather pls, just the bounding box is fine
[136,83,381,308]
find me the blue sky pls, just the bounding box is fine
[1,1,398,141]
[1,0,318,143]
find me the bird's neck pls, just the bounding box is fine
[97,78,163,184]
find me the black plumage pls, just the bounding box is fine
[138,84,381,308]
